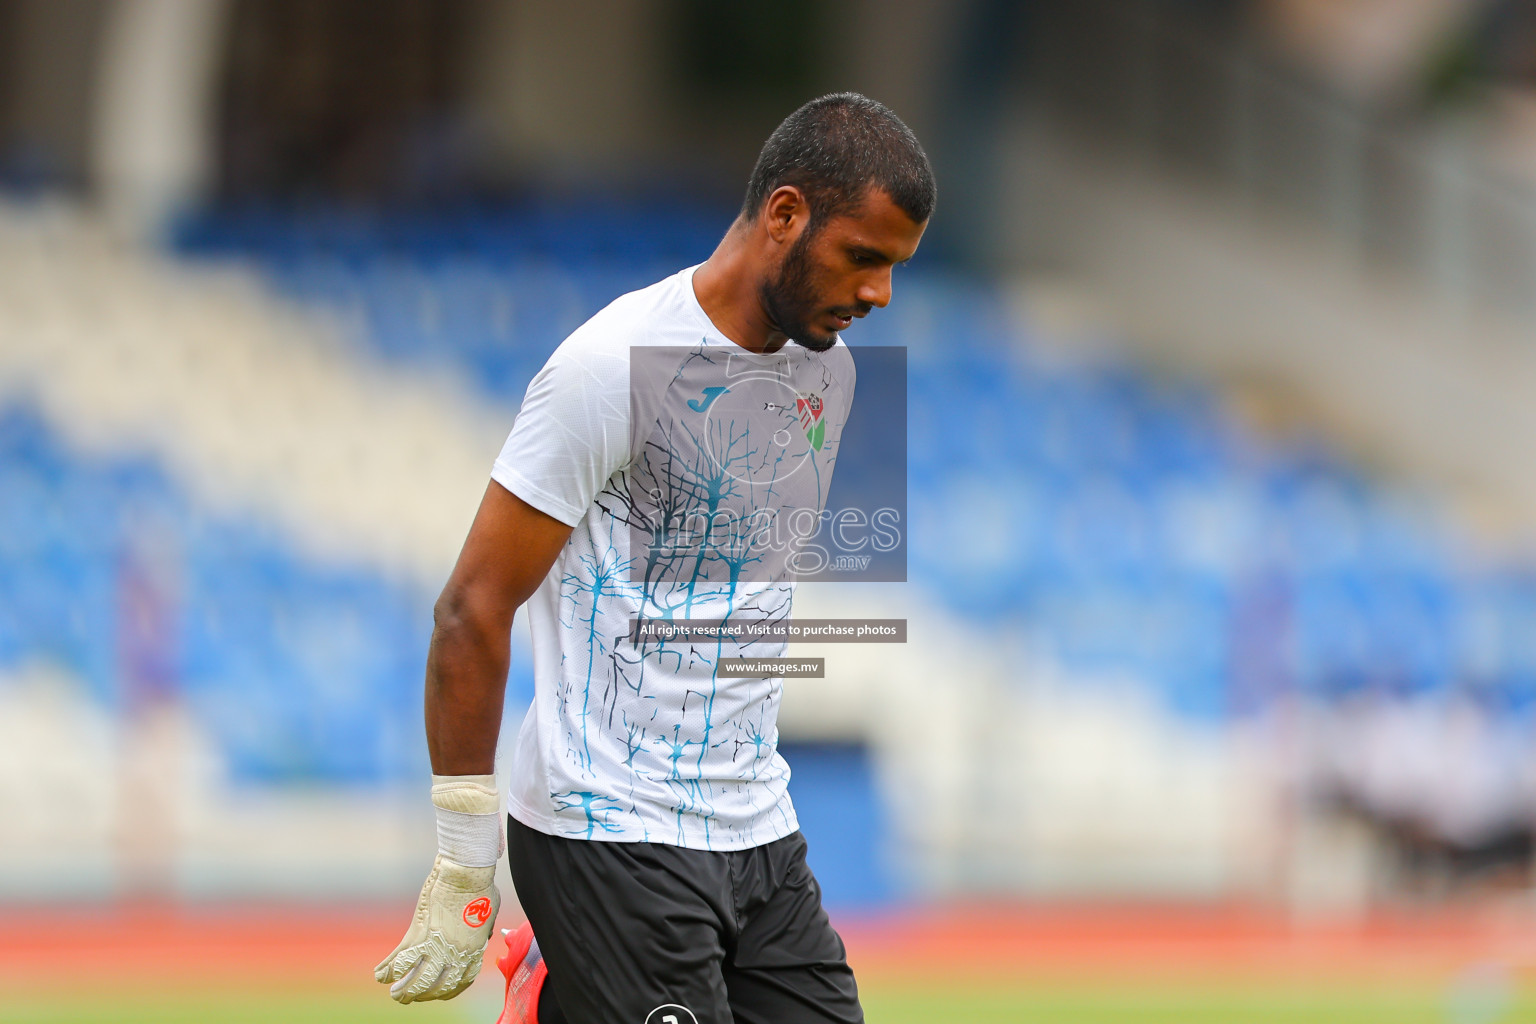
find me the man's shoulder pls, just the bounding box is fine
[554,267,700,360]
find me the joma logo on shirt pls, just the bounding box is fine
[688,386,730,412]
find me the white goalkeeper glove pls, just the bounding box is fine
[375,774,504,1003]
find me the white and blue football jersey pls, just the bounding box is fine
[493,265,855,850]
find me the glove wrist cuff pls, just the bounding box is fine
[431,774,501,868]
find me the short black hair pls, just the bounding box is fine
[740,92,935,228]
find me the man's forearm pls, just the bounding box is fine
[379,484,568,1004]
[379,640,506,1004]
[424,604,512,776]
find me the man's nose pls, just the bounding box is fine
[857,270,892,309]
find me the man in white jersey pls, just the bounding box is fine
[376,93,933,1024]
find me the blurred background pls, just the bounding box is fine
[8,0,1536,1021]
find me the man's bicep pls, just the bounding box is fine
[441,480,572,619]
[491,345,629,527]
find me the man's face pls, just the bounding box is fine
[759,188,928,352]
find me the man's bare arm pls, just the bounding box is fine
[375,482,569,1004]
[426,480,572,775]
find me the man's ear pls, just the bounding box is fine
[762,185,808,245]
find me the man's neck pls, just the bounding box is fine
[692,221,790,355]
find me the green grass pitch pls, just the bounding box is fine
[3,978,1531,1023]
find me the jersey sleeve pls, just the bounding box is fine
[491,342,630,527]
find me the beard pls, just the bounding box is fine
[758,228,838,353]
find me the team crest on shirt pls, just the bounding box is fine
[796,392,826,450]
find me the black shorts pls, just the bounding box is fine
[506,814,863,1024]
